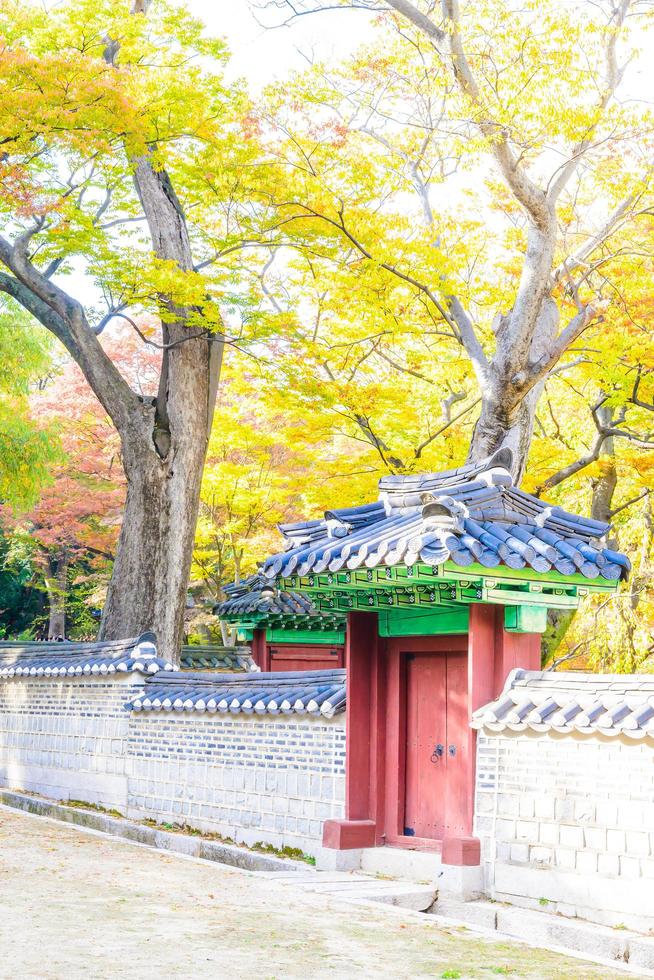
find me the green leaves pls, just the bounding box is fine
[0,308,59,509]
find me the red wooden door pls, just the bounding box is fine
[403,651,468,840]
[443,653,469,837]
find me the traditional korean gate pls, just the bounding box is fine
[403,651,468,840]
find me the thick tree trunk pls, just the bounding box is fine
[591,459,618,525]
[99,333,216,663]
[45,550,68,640]
[467,298,559,483]
[590,405,618,526]
[94,143,223,663]
[467,382,544,484]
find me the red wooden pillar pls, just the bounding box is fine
[323,611,381,849]
[497,626,541,682]
[468,604,541,711]
[250,628,269,671]
[454,604,541,865]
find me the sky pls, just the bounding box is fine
[188,1,654,103]
[187,1,375,88]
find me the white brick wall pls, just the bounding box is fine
[0,676,346,858]
[127,713,346,854]
[0,675,139,809]
[474,730,654,931]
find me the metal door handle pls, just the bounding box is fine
[448,744,456,757]
[430,744,444,763]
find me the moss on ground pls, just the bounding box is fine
[61,799,316,865]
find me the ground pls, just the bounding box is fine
[0,807,641,980]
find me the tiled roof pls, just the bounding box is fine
[180,645,259,672]
[129,667,346,718]
[0,634,176,678]
[215,574,346,630]
[217,574,346,626]
[260,450,630,583]
[472,669,654,740]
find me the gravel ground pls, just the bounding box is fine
[0,806,643,980]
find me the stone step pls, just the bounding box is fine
[359,845,442,882]
[343,885,437,912]
[429,898,654,974]
[301,879,437,912]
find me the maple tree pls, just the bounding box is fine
[1,327,159,638]
[0,0,272,658]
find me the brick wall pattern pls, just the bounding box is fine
[0,676,345,856]
[474,731,654,932]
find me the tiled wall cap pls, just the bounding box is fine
[128,667,346,718]
[473,669,654,739]
[0,633,177,679]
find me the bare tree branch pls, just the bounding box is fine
[413,395,480,459]
[552,188,648,285]
[538,394,654,492]
[0,236,140,430]
[384,0,552,230]
[547,0,631,202]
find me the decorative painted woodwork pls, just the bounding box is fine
[279,559,618,614]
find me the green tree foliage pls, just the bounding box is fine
[0,529,45,638]
[0,306,58,509]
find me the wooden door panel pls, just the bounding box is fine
[268,645,344,672]
[403,654,447,839]
[444,653,469,837]
[402,649,470,842]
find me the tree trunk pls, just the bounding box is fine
[467,298,559,483]
[467,382,544,483]
[45,550,68,640]
[99,333,217,664]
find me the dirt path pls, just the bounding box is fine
[0,806,642,980]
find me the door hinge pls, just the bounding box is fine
[403,826,415,837]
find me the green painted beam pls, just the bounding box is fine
[504,605,549,634]
[379,606,469,637]
[296,583,580,614]
[280,561,618,596]
[278,560,619,614]
[266,627,345,644]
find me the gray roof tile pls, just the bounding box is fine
[259,450,630,583]
[217,574,346,625]
[0,634,176,678]
[180,645,259,672]
[472,669,654,739]
[128,668,346,718]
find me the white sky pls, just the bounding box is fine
[187,1,375,88]
[188,1,654,103]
